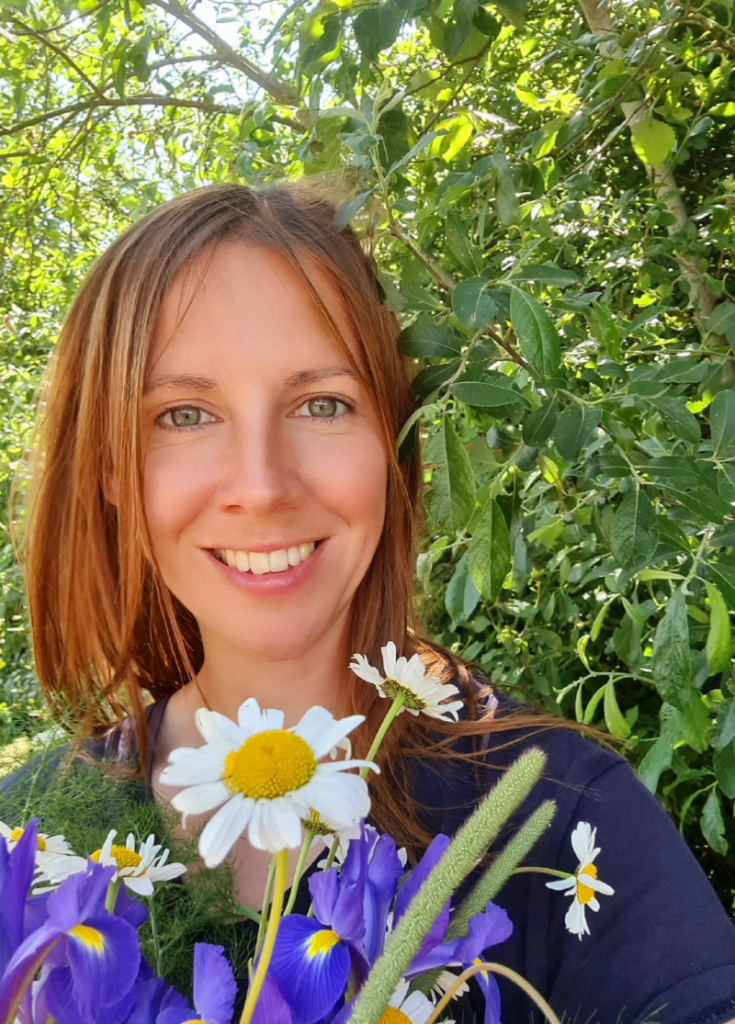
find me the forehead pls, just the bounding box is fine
[150,242,359,371]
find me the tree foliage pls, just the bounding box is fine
[1,0,735,903]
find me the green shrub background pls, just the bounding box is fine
[1,0,734,909]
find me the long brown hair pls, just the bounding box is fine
[19,181,580,859]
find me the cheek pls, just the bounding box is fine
[143,446,215,551]
[325,435,388,543]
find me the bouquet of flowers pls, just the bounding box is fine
[0,643,614,1024]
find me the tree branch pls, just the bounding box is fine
[0,93,274,138]
[150,0,300,107]
[576,0,724,340]
[9,15,104,98]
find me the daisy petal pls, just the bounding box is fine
[545,876,576,892]
[578,873,614,896]
[171,781,232,822]
[195,709,244,752]
[199,794,255,867]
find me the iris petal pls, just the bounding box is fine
[270,915,350,1024]
[192,943,237,1024]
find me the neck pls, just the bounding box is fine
[192,627,352,727]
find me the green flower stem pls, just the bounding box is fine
[254,855,277,960]
[425,961,563,1024]
[360,691,407,780]
[512,866,571,879]
[239,849,289,1024]
[345,748,546,1024]
[306,693,407,918]
[105,878,122,913]
[283,829,315,916]
[233,902,262,924]
[414,799,557,996]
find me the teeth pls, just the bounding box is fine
[217,542,316,574]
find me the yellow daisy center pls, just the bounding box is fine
[378,1010,412,1024]
[379,676,427,711]
[224,730,317,799]
[10,827,47,852]
[576,862,598,904]
[307,929,342,957]
[91,845,143,870]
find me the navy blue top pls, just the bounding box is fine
[3,689,735,1023]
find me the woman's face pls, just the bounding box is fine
[141,242,388,665]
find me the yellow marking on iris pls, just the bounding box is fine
[307,929,342,958]
[10,827,46,851]
[378,1009,412,1024]
[224,730,317,799]
[91,845,143,870]
[577,862,598,905]
[70,924,105,952]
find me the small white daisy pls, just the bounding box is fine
[431,969,470,1003]
[302,809,362,862]
[0,820,76,865]
[385,979,455,1024]
[40,830,187,896]
[546,821,615,939]
[160,699,376,866]
[349,642,464,721]
[91,830,187,895]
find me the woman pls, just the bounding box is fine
[13,182,735,1022]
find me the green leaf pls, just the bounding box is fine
[451,379,528,408]
[712,698,735,750]
[425,416,476,532]
[610,489,658,571]
[661,485,731,524]
[651,397,701,444]
[335,189,374,228]
[714,741,735,799]
[451,279,498,331]
[468,499,511,600]
[491,148,519,225]
[445,210,478,272]
[705,582,732,675]
[510,287,562,378]
[509,262,579,287]
[353,1,404,59]
[631,117,677,166]
[400,321,462,359]
[706,302,735,344]
[638,704,680,792]
[591,595,617,641]
[555,406,602,461]
[604,679,631,739]
[522,395,558,446]
[706,562,735,610]
[411,360,461,403]
[445,551,481,623]
[700,789,728,856]
[652,587,693,711]
[710,390,735,459]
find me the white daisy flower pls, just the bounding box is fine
[302,809,362,862]
[546,821,615,939]
[386,979,455,1024]
[39,830,186,896]
[431,969,470,1003]
[160,698,376,866]
[88,830,187,896]
[349,642,464,721]
[0,820,76,865]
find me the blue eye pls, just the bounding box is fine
[158,406,216,431]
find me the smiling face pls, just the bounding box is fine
[141,242,389,668]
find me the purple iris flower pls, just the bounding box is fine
[157,944,237,1024]
[119,958,190,1024]
[0,822,38,977]
[0,860,141,1024]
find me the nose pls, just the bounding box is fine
[215,414,306,516]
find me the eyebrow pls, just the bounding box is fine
[144,365,357,396]
[144,373,219,396]
[283,366,357,387]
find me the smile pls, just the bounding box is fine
[211,542,319,575]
